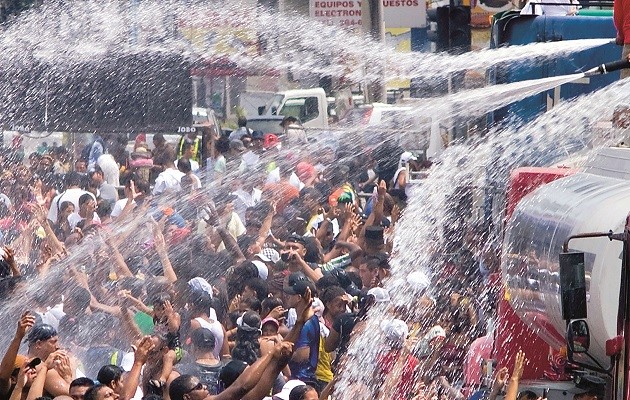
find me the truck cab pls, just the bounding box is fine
[258,88,334,130]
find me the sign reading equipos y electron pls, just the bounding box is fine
[383,0,426,28]
[309,0,363,28]
[309,0,425,29]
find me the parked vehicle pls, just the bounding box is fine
[258,88,332,130]
[246,115,285,136]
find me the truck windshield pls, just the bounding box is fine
[279,97,320,123]
[265,94,285,115]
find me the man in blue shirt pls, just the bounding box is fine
[284,277,320,391]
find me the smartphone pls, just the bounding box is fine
[542,388,549,399]
[26,358,41,369]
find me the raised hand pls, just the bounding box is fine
[128,180,143,200]
[512,350,526,380]
[32,204,47,224]
[295,287,313,324]
[163,300,175,317]
[268,305,288,321]
[53,352,73,383]
[228,295,242,312]
[16,360,38,388]
[377,179,387,197]
[391,203,401,224]
[343,203,355,219]
[16,311,36,339]
[492,367,509,392]
[133,336,155,365]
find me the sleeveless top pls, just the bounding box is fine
[193,317,225,360]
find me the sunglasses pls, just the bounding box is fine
[186,382,204,394]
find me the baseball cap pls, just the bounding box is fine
[400,151,418,163]
[367,287,391,303]
[272,380,306,400]
[252,130,264,140]
[251,260,269,280]
[25,324,57,345]
[424,325,447,343]
[285,234,306,246]
[264,133,280,149]
[406,270,431,292]
[236,311,262,332]
[287,272,307,286]
[257,248,280,264]
[380,319,409,344]
[283,277,316,296]
[190,328,216,349]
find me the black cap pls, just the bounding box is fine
[190,328,216,350]
[285,234,306,246]
[252,130,264,140]
[219,360,248,389]
[283,279,317,296]
[25,324,57,345]
[287,272,307,287]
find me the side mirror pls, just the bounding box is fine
[271,106,278,115]
[559,252,587,320]
[258,106,265,116]
[567,319,590,354]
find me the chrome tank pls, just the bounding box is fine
[502,171,630,367]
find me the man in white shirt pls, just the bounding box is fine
[174,142,200,173]
[153,158,185,196]
[89,166,119,206]
[48,172,95,223]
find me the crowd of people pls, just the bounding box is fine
[0,122,598,400]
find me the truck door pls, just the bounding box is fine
[279,96,326,129]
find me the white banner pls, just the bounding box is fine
[383,0,426,28]
[309,0,425,29]
[309,0,363,28]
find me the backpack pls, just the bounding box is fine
[80,137,104,162]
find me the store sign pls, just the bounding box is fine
[383,0,426,28]
[309,0,425,29]
[309,0,362,28]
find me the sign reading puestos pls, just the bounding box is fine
[309,0,425,29]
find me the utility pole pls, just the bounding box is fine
[361,0,386,103]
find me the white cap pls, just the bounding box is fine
[367,287,391,303]
[424,325,446,342]
[380,319,409,344]
[406,271,431,293]
[257,248,280,264]
[251,260,269,280]
[188,277,213,298]
[400,151,418,163]
[272,379,306,400]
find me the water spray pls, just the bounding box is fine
[584,59,630,77]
